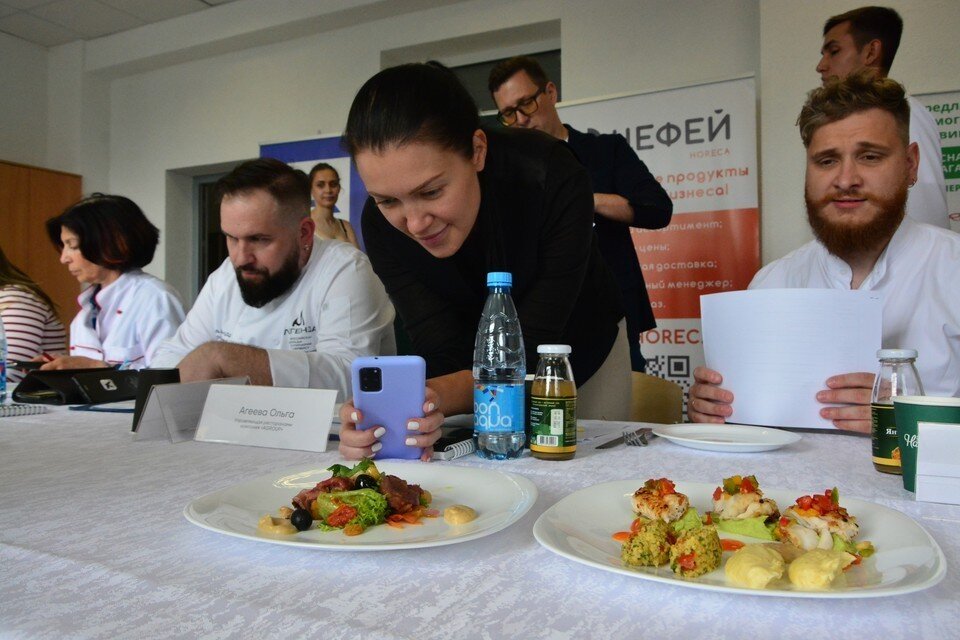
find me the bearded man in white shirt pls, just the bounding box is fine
[689,72,960,433]
[152,158,395,400]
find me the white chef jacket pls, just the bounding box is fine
[906,95,949,229]
[750,216,960,397]
[151,239,396,400]
[70,270,186,368]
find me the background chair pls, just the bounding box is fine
[630,372,683,424]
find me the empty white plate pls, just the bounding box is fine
[651,423,801,452]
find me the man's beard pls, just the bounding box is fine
[234,249,301,308]
[805,183,908,260]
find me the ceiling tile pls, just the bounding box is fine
[98,0,207,23]
[0,11,77,46]
[31,0,143,38]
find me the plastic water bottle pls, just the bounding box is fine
[0,320,8,403]
[473,272,526,459]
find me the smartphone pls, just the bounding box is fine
[351,355,425,460]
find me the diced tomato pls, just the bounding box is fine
[712,487,722,501]
[326,504,358,528]
[677,553,697,570]
[720,539,746,552]
[797,495,814,510]
[705,512,713,525]
[612,531,632,543]
[779,516,790,528]
[740,477,756,494]
[658,479,676,495]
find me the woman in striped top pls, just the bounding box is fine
[0,245,66,383]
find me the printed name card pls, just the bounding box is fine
[194,384,337,452]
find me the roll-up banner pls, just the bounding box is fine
[915,90,960,232]
[559,76,760,404]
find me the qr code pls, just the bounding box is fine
[645,355,692,413]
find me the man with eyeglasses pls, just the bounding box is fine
[489,56,673,372]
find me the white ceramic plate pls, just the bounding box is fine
[184,462,537,550]
[652,423,802,452]
[533,480,945,598]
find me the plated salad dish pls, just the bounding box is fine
[184,460,538,551]
[258,459,451,537]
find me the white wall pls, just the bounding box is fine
[760,0,960,262]
[0,32,47,167]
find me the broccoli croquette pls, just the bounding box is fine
[620,519,671,567]
[669,526,722,577]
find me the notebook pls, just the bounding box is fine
[0,403,49,417]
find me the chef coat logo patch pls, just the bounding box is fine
[284,309,316,351]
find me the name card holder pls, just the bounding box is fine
[133,377,249,442]
[194,384,337,452]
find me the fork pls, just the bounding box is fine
[624,428,653,447]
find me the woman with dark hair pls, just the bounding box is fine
[337,63,631,461]
[0,244,66,382]
[309,162,359,249]
[42,193,185,370]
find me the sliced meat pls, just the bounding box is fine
[291,476,354,510]
[379,474,423,514]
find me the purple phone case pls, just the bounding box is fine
[352,355,425,460]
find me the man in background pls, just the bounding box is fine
[489,56,673,372]
[689,73,960,432]
[152,158,395,399]
[816,5,949,229]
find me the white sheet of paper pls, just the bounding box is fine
[133,377,248,442]
[700,289,882,429]
[194,384,336,452]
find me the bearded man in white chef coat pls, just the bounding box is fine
[152,158,396,399]
[688,72,960,433]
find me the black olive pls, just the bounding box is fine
[355,474,378,489]
[290,508,313,531]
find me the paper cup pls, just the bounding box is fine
[892,396,960,492]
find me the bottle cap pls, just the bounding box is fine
[538,344,571,355]
[486,272,512,287]
[877,348,918,360]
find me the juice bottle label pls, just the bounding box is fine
[474,383,524,433]
[529,396,576,453]
[870,403,901,468]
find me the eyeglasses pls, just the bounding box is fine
[497,88,544,126]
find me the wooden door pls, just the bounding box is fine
[0,161,82,329]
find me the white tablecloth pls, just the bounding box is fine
[1,409,956,639]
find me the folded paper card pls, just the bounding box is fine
[915,421,960,506]
[700,289,882,429]
[194,384,337,452]
[133,377,249,442]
